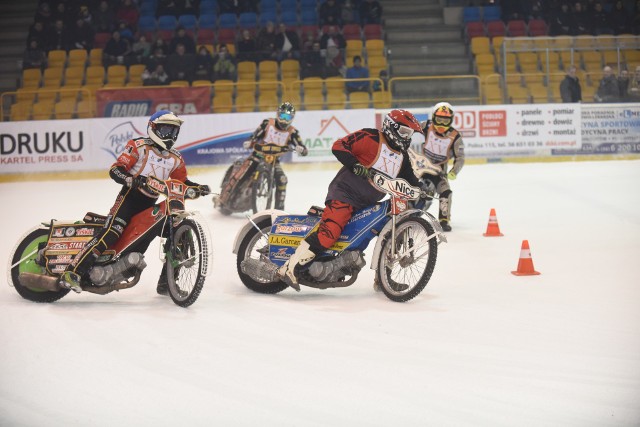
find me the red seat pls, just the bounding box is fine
[197,28,216,44]
[363,24,382,40]
[507,20,527,37]
[528,19,548,36]
[342,23,362,41]
[465,22,486,39]
[93,33,111,49]
[217,28,236,45]
[486,20,506,38]
[157,30,174,41]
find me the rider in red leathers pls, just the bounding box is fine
[59,110,210,295]
[278,109,428,290]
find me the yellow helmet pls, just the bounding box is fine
[431,102,454,135]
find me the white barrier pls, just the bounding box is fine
[1,103,639,175]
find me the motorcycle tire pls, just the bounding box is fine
[236,218,288,294]
[166,219,208,307]
[376,216,438,303]
[9,227,70,303]
[251,169,273,214]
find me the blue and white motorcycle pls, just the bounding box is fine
[232,172,447,302]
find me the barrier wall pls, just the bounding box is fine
[1,103,639,175]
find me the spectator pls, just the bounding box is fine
[301,41,325,79]
[319,0,343,27]
[71,18,94,51]
[341,0,356,24]
[46,19,72,52]
[618,69,630,101]
[301,30,318,53]
[610,1,632,34]
[237,0,259,13]
[275,23,301,61]
[153,38,170,56]
[103,30,131,65]
[549,3,573,35]
[212,44,236,81]
[360,0,383,25]
[117,21,135,43]
[132,34,152,64]
[116,0,139,30]
[169,26,196,54]
[22,39,47,70]
[320,25,346,75]
[78,5,93,27]
[34,2,53,27]
[181,0,199,15]
[157,0,179,16]
[142,64,170,85]
[592,2,613,34]
[52,2,73,29]
[594,66,621,102]
[560,65,582,102]
[633,0,640,34]
[345,56,370,93]
[627,65,640,101]
[194,45,214,81]
[218,0,236,14]
[572,2,591,34]
[93,0,116,33]
[257,21,278,61]
[237,29,259,62]
[145,47,167,72]
[27,21,47,49]
[372,69,389,91]
[166,43,196,82]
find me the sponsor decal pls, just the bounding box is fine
[65,227,76,237]
[53,228,64,237]
[269,235,303,246]
[170,182,183,194]
[48,241,86,251]
[105,101,152,117]
[275,224,308,234]
[147,178,165,193]
[113,224,124,233]
[49,254,72,264]
[270,247,291,260]
[76,227,94,236]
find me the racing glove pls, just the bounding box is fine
[295,145,308,156]
[352,163,370,178]
[242,140,252,149]
[197,184,211,195]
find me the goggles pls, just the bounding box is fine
[396,125,415,141]
[434,115,452,127]
[278,112,294,122]
[155,124,180,139]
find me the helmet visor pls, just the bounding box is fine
[278,111,294,123]
[396,124,415,141]
[434,115,452,127]
[155,124,180,140]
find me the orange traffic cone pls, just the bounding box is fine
[511,240,541,276]
[483,208,504,236]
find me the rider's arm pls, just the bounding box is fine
[109,140,139,185]
[449,134,465,176]
[332,128,378,169]
[248,119,269,148]
[398,155,421,187]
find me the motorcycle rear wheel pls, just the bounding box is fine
[167,219,208,307]
[251,169,273,214]
[376,216,438,302]
[237,218,288,294]
[9,227,70,303]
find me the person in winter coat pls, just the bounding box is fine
[560,65,582,102]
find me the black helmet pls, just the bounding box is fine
[276,102,296,129]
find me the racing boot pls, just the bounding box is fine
[277,240,316,291]
[438,192,452,232]
[59,271,83,293]
[156,264,169,296]
[439,219,452,232]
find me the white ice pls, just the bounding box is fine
[1,159,639,427]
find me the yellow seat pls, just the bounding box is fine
[37,87,58,102]
[471,37,491,55]
[326,91,346,109]
[484,84,504,104]
[364,39,385,58]
[236,81,256,96]
[528,83,549,103]
[10,102,32,121]
[507,84,529,104]
[43,67,63,87]
[212,92,233,113]
[58,86,81,102]
[257,93,279,112]
[170,80,190,87]
[103,82,125,88]
[258,60,278,81]
[237,61,257,80]
[518,52,540,73]
[235,92,255,112]
[128,64,146,85]
[89,48,103,66]
[491,36,505,54]
[280,59,300,81]
[303,92,324,110]
[523,73,545,86]
[539,52,561,72]
[499,53,518,73]
[475,53,496,75]
[68,49,88,68]
[47,50,67,68]
[32,101,55,120]
[16,88,37,103]
[64,67,85,86]
[22,69,42,88]
[574,35,594,50]
[85,66,105,85]
[214,79,235,95]
[602,50,622,67]
[107,65,127,85]
[367,56,387,69]
[324,77,344,92]
[258,81,280,96]
[282,91,301,108]
[581,51,602,71]
[581,84,596,101]
[302,77,323,92]
[623,49,640,64]
[345,39,363,58]
[193,80,213,87]
[349,92,370,109]
[54,100,76,119]
[372,90,390,108]
[76,99,94,118]
[553,36,574,49]
[503,73,523,86]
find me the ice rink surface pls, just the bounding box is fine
[1,159,639,427]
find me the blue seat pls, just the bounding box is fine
[218,13,238,28]
[300,9,317,26]
[260,0,277,12]
[300,0,317,10]
[462,7,482,23]
[200,0,218,15]
[139,3,156,16]
[178,14,197,30]
[259,11,277,26]
[279,0,297,14]
[238,12,258,28]
[279,10,298,26]
[140,0,158,7]
[482,6,501,22]
[199,13,217,29]
[138,16,157,32]
[157,15,178,30]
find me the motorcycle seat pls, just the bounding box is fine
[83,212,108,225]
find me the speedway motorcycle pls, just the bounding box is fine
[8,176,212,307]
[214,143,292,215]
[233,172,447,302]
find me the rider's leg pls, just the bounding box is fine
[278,200,354,289]
[438,190,453,232]
[274,162,287,210]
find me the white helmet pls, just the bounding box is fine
[148,110,184,150]
[431,102,455,135]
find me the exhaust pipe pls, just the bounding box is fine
[18,273,61,292]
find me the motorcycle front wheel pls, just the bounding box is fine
[9,227,70,303]
[167,219,208,307]
[251,168,273,214]
[376,216,438,302]
[236,218,288,294]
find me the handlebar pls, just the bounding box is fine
[253,143,293,155]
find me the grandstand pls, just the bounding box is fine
[1,0,639,121]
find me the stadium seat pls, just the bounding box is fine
[486,21,506,38]
[300,0,317,10]
[199,14,217,29]
[507,84,529,103]
[22,69,42,88]
[372,91,390,108]
[197,28,216,44]
[236,81,256,96]
[15,88,36,103]
[68,49,87,68]
[212,92,233,112]
[213,79,234,95]
[32,101,55,120]
[471,37,491,55]
[193,80,213,87]
[462,7,481,23]
[346,39,363,58]
[89,48,103,66]
[518,52,540,73]
[139,2,156,16]
[528,19,548,36]
[235,92,256,112]
[300,9,318,26]
[349,92,370,109]
[280,0,297,13]
[507,20,527,37]
[64,67,85,86]
[128,64,146,85]
[178,14,197,30]
[365,39,385,58]
[326,91,346,110]
[258,60,278,81]
[43,67,63,87]
[363,24,382,40]
[138,16,157,33]
[237,61,257,80]
[54,100,76,119]
[199,0,217,15]
[258,81,280,97]
[303,91,324,110]
[465,22,486,39]
[581,51,603,71]
[238,12,257,28]
[482,6,501,22]
[76,100,93,118]
[107,65,127,85]
[47,50,67,68]
[85,65,105,85]
[170,80,190,87]
[258,93,279,112]
[217,28,236,44]
[279,10,298,27]
[280,59,300,80]
[475,53,496,75]
[342,24,361,41]
[93,32,112,48]
[158,15,178,31]
[10,101,32,121]
[218,13,238,28]
[602,50,622,68]
[574,35,594,50]
[259,11,277,27]
[58,87,81,102]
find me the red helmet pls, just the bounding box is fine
[382,109,422,152]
